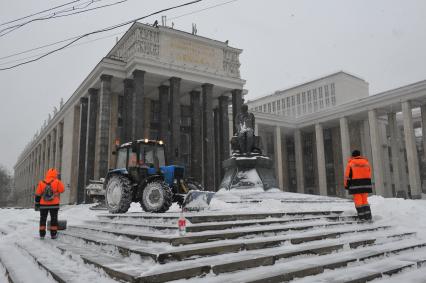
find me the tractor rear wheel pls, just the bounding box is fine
[105,175,132,214]
[140,181,173,213]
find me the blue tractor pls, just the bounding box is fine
[104,139,208,213]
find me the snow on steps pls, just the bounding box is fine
[48,210,425,283]
[0,244,56,283]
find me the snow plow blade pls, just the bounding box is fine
[182,190,215,211]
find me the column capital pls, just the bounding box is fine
[100,74,113,82]
[88,88,99,96]
[202,83,214,90]
[170,77,181,84]
[132,69,145,78]
[123,78,134,88]
[80,97,88,104]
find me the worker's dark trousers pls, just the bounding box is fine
[39,208,59,238]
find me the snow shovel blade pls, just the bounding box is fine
[182,190,215,211]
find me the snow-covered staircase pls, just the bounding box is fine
[1,192,425,282]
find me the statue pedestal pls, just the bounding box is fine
[219,153,278,191]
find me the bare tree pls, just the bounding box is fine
[0,165,12,207]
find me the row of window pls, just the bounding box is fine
[252,83,336,117]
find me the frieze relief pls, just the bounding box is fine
[223,49,241,78]
[109,26,160,61]
[108,25,241,79]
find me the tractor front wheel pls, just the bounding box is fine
[105,175,132,214]
[140,181,173,213]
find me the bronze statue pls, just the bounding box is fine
[235,104,255,154]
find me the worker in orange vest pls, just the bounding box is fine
[344,150,373,221]
[35,168,65,239]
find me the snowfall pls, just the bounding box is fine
[0,189,426,283]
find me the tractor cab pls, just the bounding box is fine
[113,139,184,191]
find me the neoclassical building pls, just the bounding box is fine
[14,22,245,206]
[248,71,426,199]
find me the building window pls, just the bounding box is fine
[277,100,281,111]
[296,93,301,105]
[272,101,276,112]
[282,98,286,109]
[268,103,271,113]
[263,104,266,112]
[307,91,312,102]
[302,92,306,104]
[291,96,295,106]
[331,83,336,106]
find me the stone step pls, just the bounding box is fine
[135,239,426,282]
[14,241,118,283]
[87,215,358,233]
[97,210,345,224]
[56,227,411,283]
[292,247,426,283]
[0,244,57,283]
[14,242,69,283]
[197,241,426,283]
[69,220,356,246]
[62,223,401,264]
[54,243,150,283]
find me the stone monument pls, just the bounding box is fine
[219,104,278,190]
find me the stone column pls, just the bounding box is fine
[274,126,284,190]
[202,83,215,190]
[360,119,373,170]
[95,74,112,179]
[132,70,145,140]
[281,134,289,191]
[50,129,56,168]
[402,101,422,198]
[169,77,181,164]
[315,123,327,196]
[143,98,151,138]
[218,96,230,177]
[159,85,169,147]
[190,90,202,183]
[368,109,385,196]
[340,117,351,197]
[85,89,98,185]
[42,139,47,175]
[109,92,119,168]
[56,122,63,176]
[77,97,88,204]
[294,129,304,193]
[388,112,405,197]
[421,104,426,161]
[122,79,134,142]
[231,89,243,135]
[214,108,220,188]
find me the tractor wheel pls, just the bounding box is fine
[105,175,132,214]
[140,181,173,213]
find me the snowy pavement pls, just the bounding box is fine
[0,189,425,282]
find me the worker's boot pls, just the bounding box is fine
[356,207,365,221]
[363,205,372,221]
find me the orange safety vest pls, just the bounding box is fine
[344,156,373,195]
[35,169,65,208]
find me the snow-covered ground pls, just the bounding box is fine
[0,190,425,282]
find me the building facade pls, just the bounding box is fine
[14,22,245,207]
[248,71,426,199]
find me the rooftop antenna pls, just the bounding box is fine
[161,15,167,26]
[192,23,197,35]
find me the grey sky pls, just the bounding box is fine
[1,0,425,172]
